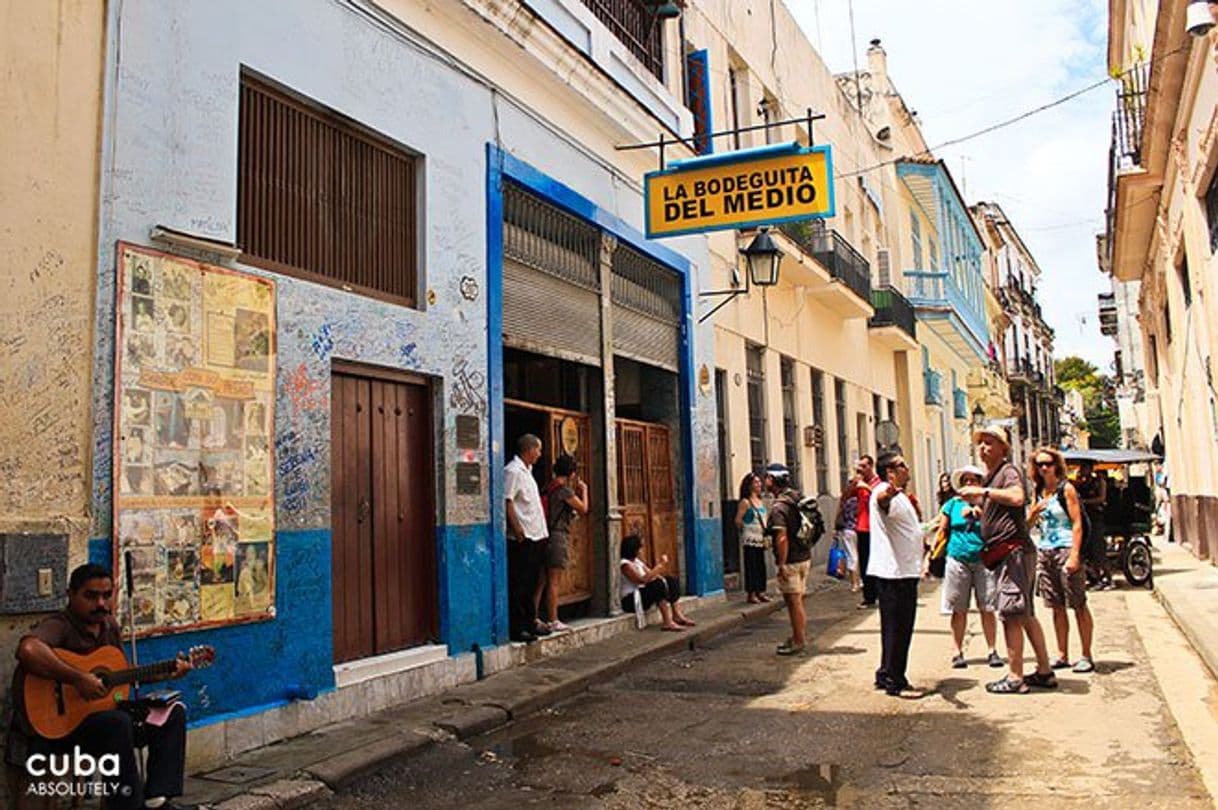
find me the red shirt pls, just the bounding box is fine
[855,475,880,532]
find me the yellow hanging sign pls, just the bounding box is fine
[645,144,835,238]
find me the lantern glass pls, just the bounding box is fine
[741,229,782,287]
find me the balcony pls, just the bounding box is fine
[868,286,918,350]
[577,0,663,80]
[924,368,944,407]
[774,222,874,319]
[953,387,969,419]
[1098,292,1118,337]
[1103,62,1157,282]
[904,271,989,360]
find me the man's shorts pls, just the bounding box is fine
[777,560,811,595]
[941,556,998,614]
[1037,547,1087,609]
[996,547,1037,619]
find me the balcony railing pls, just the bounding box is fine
[578,0,664,80]
[904,271,989,349]
[778,222,872,303]
[953,387,968,419]
[869,286,917,339]
[1113,62,1148,170]
[1098,292,1118,337]
[924,369,943,406]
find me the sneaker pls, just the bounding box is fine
[951,653,967,669]
[987,651,1005,668]
[776,641,806,656]
[1024,671,1058,689]
[1073,656,1095,673]
[510,630,538,644]
[1050,657,1071,670]
[532,622,553,637]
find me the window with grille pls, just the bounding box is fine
[578,0,664,80]
[780,357,800,490]
[238,73,420,306]
[811,369,828,494]
[684,48,713,155]
[746,345,767,474]
[911,213,923,269]
[835,379,849,490]
[1177,256,1192,308]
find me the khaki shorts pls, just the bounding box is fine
[1037,547,1087,609]
[777,560,811,595]
[996,547,1036,619]
[941,556,998,614]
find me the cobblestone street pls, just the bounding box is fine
[319,576,1217,808]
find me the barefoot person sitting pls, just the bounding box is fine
[619,534,694,631]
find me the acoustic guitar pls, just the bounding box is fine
[23,645,215,739]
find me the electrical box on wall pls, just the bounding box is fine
[0,533,68,614]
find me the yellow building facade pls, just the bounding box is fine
[1105,0,1218,562]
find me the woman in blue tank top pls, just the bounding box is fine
[1028,448,1094,674]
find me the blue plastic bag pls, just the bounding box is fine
[826,538,847,579]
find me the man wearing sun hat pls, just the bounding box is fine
[957,424,1055,695]
[936,464,1002,670]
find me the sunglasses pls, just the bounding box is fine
[891,462,908,470]
[1035,460,1056,468]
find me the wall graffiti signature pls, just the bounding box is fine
[449,358,487,416]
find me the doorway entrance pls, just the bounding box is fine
[330,364,437,664]
[616,419,679,576]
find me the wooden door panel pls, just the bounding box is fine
[551,412,593,604]
[615,419,678,577]
[333,370,436,664]
[644,425,678,577]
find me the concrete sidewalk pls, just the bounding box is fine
[183,583,836,809]
[1153,540,1218,681]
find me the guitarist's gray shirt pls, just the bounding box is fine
[6,611,123,761]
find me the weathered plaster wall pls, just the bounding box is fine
[88,0,719,723]
[0,0,106,705]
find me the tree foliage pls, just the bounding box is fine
[1055,355,1120,448]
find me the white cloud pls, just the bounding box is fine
[788,0,1114,369]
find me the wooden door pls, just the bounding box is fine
[332,369,436,664]
[616,419,678,577]
[549,412,593,604]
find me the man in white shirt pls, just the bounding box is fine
[868,452,925,696]
[505,434,550,643]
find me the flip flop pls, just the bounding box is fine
[985,675,1029,694]
[1072,657,1095,673]
[661,625,685,632]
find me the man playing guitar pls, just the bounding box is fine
[7,564,192,809]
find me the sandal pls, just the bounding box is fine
[677,617,696,627]
[985,675,1029,694]
[1050,657,1070,670]
[1072,657,1094,673]
[951,653,967,669]
[1024,671,1059,689]
[661,624,685,632]
[776,641,806,656]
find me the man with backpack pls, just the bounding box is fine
[765,462,823,656]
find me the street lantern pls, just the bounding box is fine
[971,403,986,430]
[641,0,682,20]
[740,228,782,287]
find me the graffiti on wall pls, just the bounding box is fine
[113,244,276,634]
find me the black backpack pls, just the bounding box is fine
[1055,481,1091,537]
[784,493,826,551]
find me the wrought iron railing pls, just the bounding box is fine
[904,271,989,349]
[1098,292,1118,336]
[924,369,943,406]
[868,286,917,339]
[578,0,664,80]
[1113,62,1148,169]
[779,222,871,302]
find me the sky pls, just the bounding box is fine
[788,0,1114,370]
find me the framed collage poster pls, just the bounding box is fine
[113,243,277,636]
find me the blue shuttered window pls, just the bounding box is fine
[684,49,713,155]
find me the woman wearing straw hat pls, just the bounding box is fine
[934,465,1003,670]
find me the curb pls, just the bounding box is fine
[217,597,786,805]
[1153,585,1218,681]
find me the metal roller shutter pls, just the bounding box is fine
[502,186,602,366]
[610,244,682,373]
